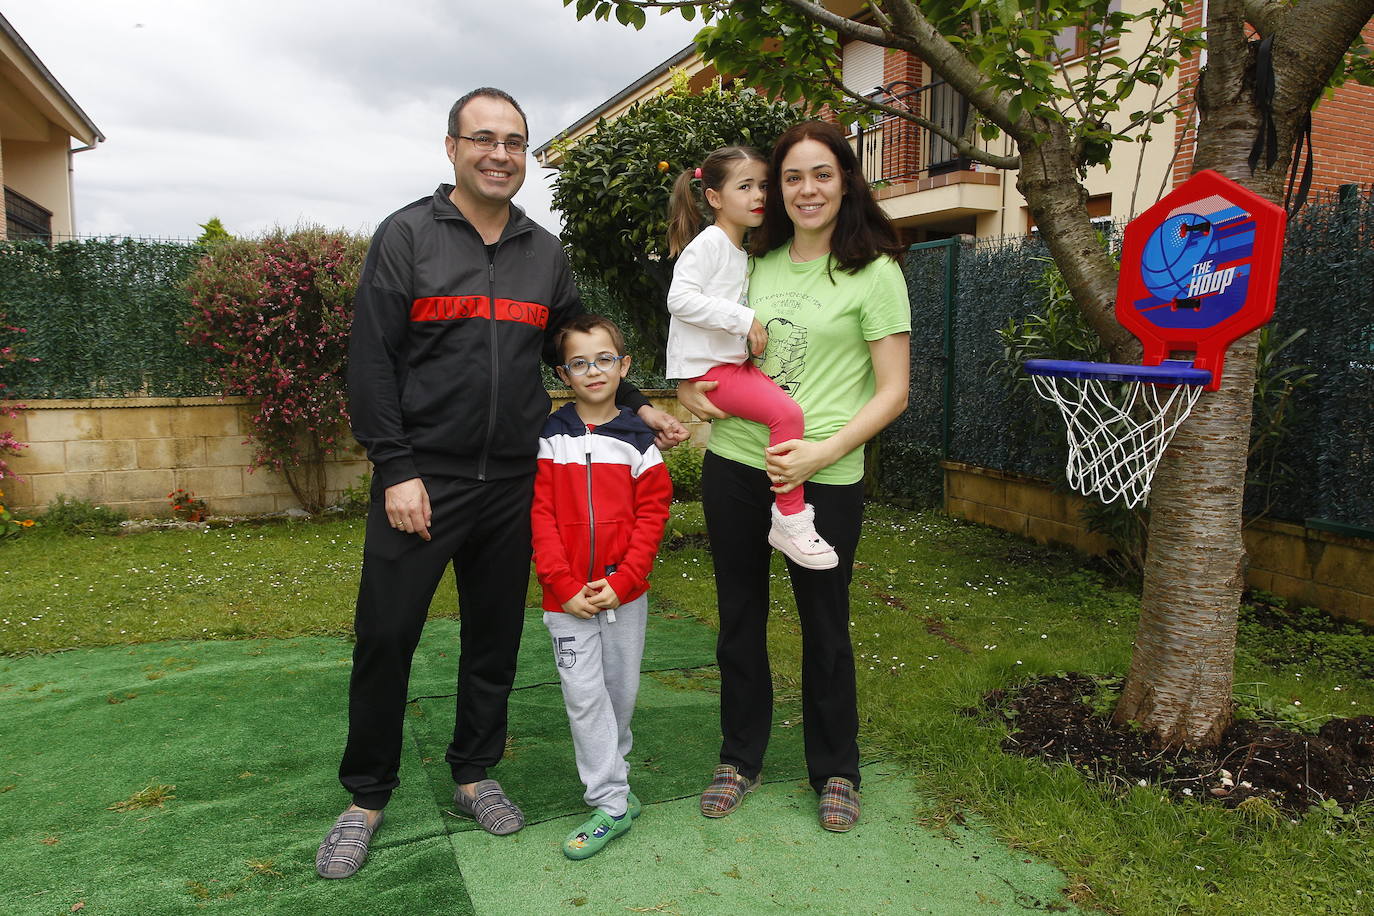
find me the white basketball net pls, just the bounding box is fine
[1028,373,1204,508]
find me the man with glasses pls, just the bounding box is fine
[317,87,687,879]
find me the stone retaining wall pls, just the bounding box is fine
[0,396,369,517]
[0,392,705,518]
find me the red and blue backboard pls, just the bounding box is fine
[1116,170,1287,390]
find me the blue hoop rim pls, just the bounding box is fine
[1023,358,1211,386]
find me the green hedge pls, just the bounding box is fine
[0,239,214,398]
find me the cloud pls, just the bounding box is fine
[6,0,698,238]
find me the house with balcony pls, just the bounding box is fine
[537,2,1374,242]
[0,13,103,242]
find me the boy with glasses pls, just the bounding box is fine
[531,314,672,859]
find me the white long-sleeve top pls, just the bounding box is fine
[665,224,754,379]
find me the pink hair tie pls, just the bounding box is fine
[693,167,702,180]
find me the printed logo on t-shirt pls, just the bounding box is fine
[761,317,808,396]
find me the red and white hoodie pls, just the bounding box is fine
[531,403,673,613]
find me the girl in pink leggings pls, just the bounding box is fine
[664,146,837,570]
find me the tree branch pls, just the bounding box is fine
[877,0,920,36]
[773,0,1027,139]
[835,78,1022,170]
[1240,0,1289,35]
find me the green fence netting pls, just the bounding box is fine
[1253,190,1374,528]
[874,240,955,507]
[895,191,1373,531]
[0,238,215,398]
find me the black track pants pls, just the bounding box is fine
[701,451,863,794]
[339,473,534,810]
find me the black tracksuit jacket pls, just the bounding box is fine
[347,185,646,487]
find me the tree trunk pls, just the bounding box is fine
[1115,0,1374,746]
[1014,123,1140,361]
[1113,342,1256,745]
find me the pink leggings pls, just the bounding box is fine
[696,362,806,515]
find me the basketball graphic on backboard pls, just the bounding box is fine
[1139,213,1218,301]
[1117,170,1287,390]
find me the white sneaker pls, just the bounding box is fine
[768,503,839,570]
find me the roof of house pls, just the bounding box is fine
[533,42,699,163]
[0,12,104,147]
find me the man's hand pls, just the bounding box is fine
[584,578,622,610]
[385,478,432,541]
[675,379,728,420]
[637,404,690,451]
[561,588,600,620]
[747,319,769,358]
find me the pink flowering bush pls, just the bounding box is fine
[183,228,368,513]
[0,311,37,483]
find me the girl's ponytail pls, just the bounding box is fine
[667,168,702,258]
[666,146,768,258]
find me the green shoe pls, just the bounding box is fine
[563,809,631,860]
[627,791,642,820]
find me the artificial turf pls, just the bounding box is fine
[1,607,1079,914]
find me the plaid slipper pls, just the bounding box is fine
[818,777,860,832]
[699,764,760,818]
[315,808,383,879]
[452,779,525,835]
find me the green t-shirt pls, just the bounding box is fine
[707,247,911,485]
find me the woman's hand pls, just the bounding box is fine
[764,439,839,493]
[676,379,729,420]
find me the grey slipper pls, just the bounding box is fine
[452,778,524,835]
[316,809,383,879]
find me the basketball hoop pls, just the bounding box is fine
[1023,359,1210,508]
[1022,170,1288,508]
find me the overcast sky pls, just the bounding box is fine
[6,1,699,239]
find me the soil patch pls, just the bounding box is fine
[982,674,1374,816]
[663,530,711,551]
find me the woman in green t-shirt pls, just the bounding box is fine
[678,120,912,833]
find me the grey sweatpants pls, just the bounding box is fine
[543,594,648,817]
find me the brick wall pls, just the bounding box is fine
[1173,13,1374,195]
[944,461,1374,624]
[1308,24,1374,193]
[882,49,924,179]
[1169,0,1205,187]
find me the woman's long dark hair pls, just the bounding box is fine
[749,120,904,273]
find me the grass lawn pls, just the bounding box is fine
[3,504,1372,914]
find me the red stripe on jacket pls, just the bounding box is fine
[410,296,549,328]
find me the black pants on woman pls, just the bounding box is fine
[702,451,864,793]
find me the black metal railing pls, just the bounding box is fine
[853,80,979,185]
[4,187,53,244]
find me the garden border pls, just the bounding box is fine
[943,459,1374,624]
